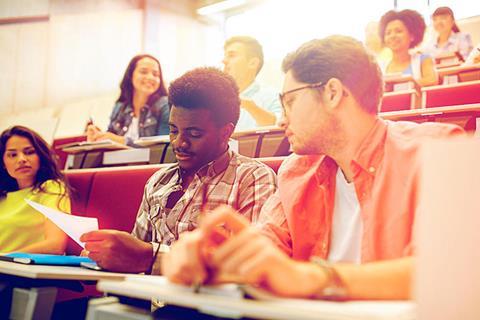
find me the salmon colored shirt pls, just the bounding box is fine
[255,119,463,262]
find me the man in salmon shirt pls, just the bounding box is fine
[161,35,464,300]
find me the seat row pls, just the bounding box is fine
[63,157,284,255]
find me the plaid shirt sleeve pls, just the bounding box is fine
[131,176,153,242]
[253,189,292,256]
[236,164,277,222]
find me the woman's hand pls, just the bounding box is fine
[86,125,126,145]
[86,124,101,142]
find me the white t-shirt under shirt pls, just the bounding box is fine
[327,168,363,264]
[124,117,140,142]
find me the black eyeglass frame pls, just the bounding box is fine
[279,82,326,115]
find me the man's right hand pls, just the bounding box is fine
[162,229,209,285]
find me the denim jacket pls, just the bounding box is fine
[107,96,170,146]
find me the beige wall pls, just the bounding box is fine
[0,9,142,115]
[0,1,217,140]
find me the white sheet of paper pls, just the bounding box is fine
[26,199,98,248]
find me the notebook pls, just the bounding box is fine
[0,253,94,266]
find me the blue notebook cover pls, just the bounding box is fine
[4,253,94,266]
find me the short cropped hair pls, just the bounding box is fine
[224,36,264,75]
[168,67,240,127]
[282,35,383,114]
[379,9,426,48]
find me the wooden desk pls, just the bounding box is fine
[380,103,480,131]
[384,75,416,92]
[381,89,419,112]
[0,260,125,281]
[232,126,290,158]
[437,63,480,84]
[434,52,462,68]
[93,276,417,320]
[0,261,126,319]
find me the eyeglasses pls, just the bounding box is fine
[279,82,325,115]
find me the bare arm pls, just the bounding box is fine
[86,124,126,145]
[332,257,412,300]
[200,207,413,300]
[15,219,68,254]
[241,99,277,126]
[417,57,438,87]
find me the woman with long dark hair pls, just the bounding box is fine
[423,7,473,61]
[86,54,170,146]
[0,126,71,253]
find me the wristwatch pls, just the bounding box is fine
[309,256,348,301]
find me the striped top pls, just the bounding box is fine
[131,149,277,247]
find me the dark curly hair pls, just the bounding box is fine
[0,126,71,208]
[282,35,383,115]
[168,67,240,127]
[379,9,426,48]
[117,54,168,106]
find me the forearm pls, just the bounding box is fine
[242,101,277,126]
[417,76,438,87]
[107,133,127,145]
[16,238,67,255]
[335,257,413,300]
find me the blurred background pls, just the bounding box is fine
[0,0,479,140]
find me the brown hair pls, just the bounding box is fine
[224,36,264,75]
[282,35,383,114]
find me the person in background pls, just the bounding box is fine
[464,43,480,65]
[364,21,392,65]
[223,36,282,131]
[80,67,277,273]
[422,6,473,61]
[0,126,71,254]
[86,54,170,146]
[379,9,438,87]
[162,35,463,300]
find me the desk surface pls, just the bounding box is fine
[380,103,480,120]
[420,79,480,92]
[0,260,127,281]
[437,63,480,76]
[98,276,416,320]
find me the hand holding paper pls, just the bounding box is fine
[26,199,98,248]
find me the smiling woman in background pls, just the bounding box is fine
[379,9,438,87]
[86,54,170,146]
[422,6,473,61]
[0,126,71,254]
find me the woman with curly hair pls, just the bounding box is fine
[379,9,438,86]
[0,126,71,253]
